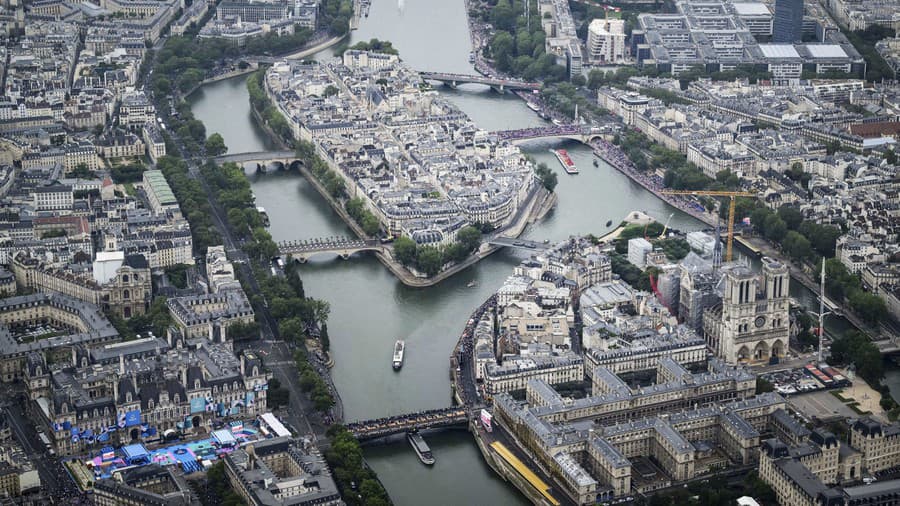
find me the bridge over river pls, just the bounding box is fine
[213,150,299,170]
[347,407,471,442]
[494,124,606,144]
[419,72,541,92]
[277,237,383,262]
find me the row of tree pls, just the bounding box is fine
[325,425,390,506]
[344,198,380,237]
[151,31,314,97]
[828,330,883,386]
[824,258,888,325]
[749,205,842,261]
[247,70,295,143]
[320,0,354,36]
[157,156,221,250]
[480,0,568,81]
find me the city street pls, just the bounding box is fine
[3,401,86,503]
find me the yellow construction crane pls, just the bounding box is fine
[659,190,756,262]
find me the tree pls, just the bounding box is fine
[323,85,339,97]
[205,133,228,156]
[416,246,444,276]
[782,231,812,261]
[393,236,417,265]
[70,163,96,179]
[320,323,330,352]
[165,263,190,289]
[457,226,482,252]
[777,205,803,230]
[763,214,787,242]
[787,162,805,181]
[534,162,558,192]
[849,291,887,325]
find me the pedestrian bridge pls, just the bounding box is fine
[213,150,300,170]
[347,407,470,441]
[420,72,541,92]
[494,125,605,145]
[278,237,383,262]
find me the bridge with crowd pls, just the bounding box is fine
[277,237,384,262]
[347,407,472,442]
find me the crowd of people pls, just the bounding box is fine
[454,294,498,407]
[591,138,716,225]
[347,407,468,437]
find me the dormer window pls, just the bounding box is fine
[195,379,200,390]
[126,392,132,403]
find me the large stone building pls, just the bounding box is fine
[0,293,120,382]
[758,419,900,506]
[224,437,343,506]
[587,17,626,64]
[167,289,255,339]
[26,329,270,456]
[703,258,790,364]
[12,251,152,318]
[495,385,786,504]
[92,465,199,505]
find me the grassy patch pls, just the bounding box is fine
[124,183,137,196]
[830,389,851,403]
[847,403,872,416]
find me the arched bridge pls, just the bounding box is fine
[347,407,470,442]
[420,72,541,93]
[278,236,383,262]
[493,125,606,145]
[213,150,300,171]
[487,236,551,251]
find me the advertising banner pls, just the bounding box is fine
[124,409,141,427]
[190,397,206,414]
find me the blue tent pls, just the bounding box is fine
[122,444,150,465]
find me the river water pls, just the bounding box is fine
[188,0,859,502]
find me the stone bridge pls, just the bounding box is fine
[493,125,607,145]
[419,72,542,93]
[213,150,300,171]
[487,236,551,251]
[278,237,383,262]
[347,407,470,442]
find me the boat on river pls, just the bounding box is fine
[466,280,478,288]
[408,431,435,465]
[527,101,540,112]
[393,340,405,370]
[552,149,578,174]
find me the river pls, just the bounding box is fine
[187,0,858,502]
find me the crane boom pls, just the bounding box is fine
[660,190,755,261]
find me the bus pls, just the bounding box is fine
[37,432,54,454]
